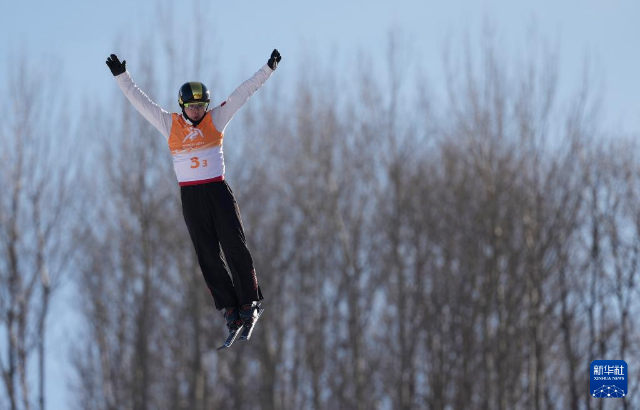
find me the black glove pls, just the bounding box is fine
[267,49,282,70]
[106,54,126,76]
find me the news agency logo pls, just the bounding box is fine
[591,360,627,398]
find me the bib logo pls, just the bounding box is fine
[590,360,627,398]
[183,127,204,142]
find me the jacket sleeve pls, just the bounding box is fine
[115,71,173,140]
[210,64,274,133]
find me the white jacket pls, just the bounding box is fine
[115,64,274,184]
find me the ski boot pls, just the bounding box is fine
[217,307,243,350]
[239,301,264,341]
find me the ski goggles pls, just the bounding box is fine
[183,102,208,110]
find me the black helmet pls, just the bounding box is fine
[178,82,211,107]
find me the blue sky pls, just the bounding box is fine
[1,0,639,408]
[2,0,639,133]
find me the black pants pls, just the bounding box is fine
[181,180,263,310]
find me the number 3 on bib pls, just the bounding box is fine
[190,157,208,168]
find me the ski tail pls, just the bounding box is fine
[217,326,242,350]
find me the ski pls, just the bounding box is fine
[217,325,242,350]
[239,307,265,341]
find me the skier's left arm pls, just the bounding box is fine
[211,49,282,132]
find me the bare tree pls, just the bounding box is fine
[0,56,74,410]
[66,17,640,410]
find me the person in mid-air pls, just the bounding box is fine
[106,49,282,348]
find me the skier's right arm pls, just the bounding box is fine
[106,54,173,140]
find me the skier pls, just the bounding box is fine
[105,49,282,348]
